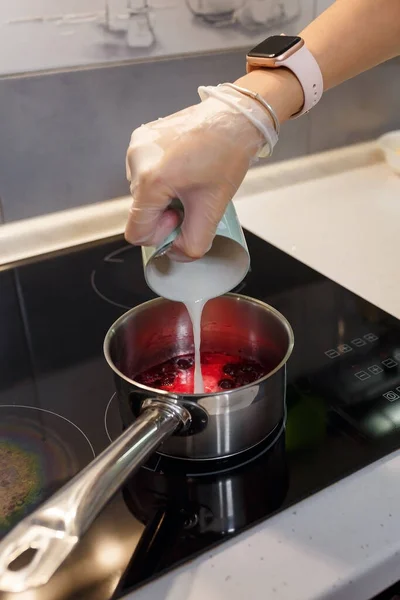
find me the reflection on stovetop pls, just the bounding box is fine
[0,405,94,536]
[118,430,288,595]
[0,230,400,599]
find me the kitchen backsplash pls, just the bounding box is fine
[1,0,311,76]
[0,0,399,223]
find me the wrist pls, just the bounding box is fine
[234,68,304,123]
[198,85,278,158]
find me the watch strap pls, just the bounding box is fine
[278,44,323,118]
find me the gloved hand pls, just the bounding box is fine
[125,85,277,260]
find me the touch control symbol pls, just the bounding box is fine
[382,358,397,369]
[338,344,352,354]
[368,365,383,375]
[355,371,370,381]
[325,349,340,359]
[364,333,378,343]
[351,338,367,348]
[383,391,400,402]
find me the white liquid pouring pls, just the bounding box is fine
[184,299,206,393]
[145,236,249,394]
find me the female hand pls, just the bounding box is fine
[125,88,274,260]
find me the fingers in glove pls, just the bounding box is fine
[125,176,180,247]
[168,186,231,261]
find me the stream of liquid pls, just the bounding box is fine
[184,299,206,393]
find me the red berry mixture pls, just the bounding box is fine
[135,352,269,394]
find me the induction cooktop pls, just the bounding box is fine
[1,230,400,600]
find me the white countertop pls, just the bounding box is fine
[1,141,400,600]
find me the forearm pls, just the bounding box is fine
[235,0,400,122]
[302,0,400,89]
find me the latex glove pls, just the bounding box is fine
[125,86,277,260]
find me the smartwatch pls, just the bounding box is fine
[246,35,323,118]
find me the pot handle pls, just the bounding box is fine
[0,400,190,593]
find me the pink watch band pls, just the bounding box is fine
[279,44,323,118]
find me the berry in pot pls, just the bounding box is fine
[218,378,235,390]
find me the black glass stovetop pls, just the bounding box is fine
[1,230,400,600]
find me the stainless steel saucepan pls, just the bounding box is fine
[0,293,293,593]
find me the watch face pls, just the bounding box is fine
[248,35,301,59]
